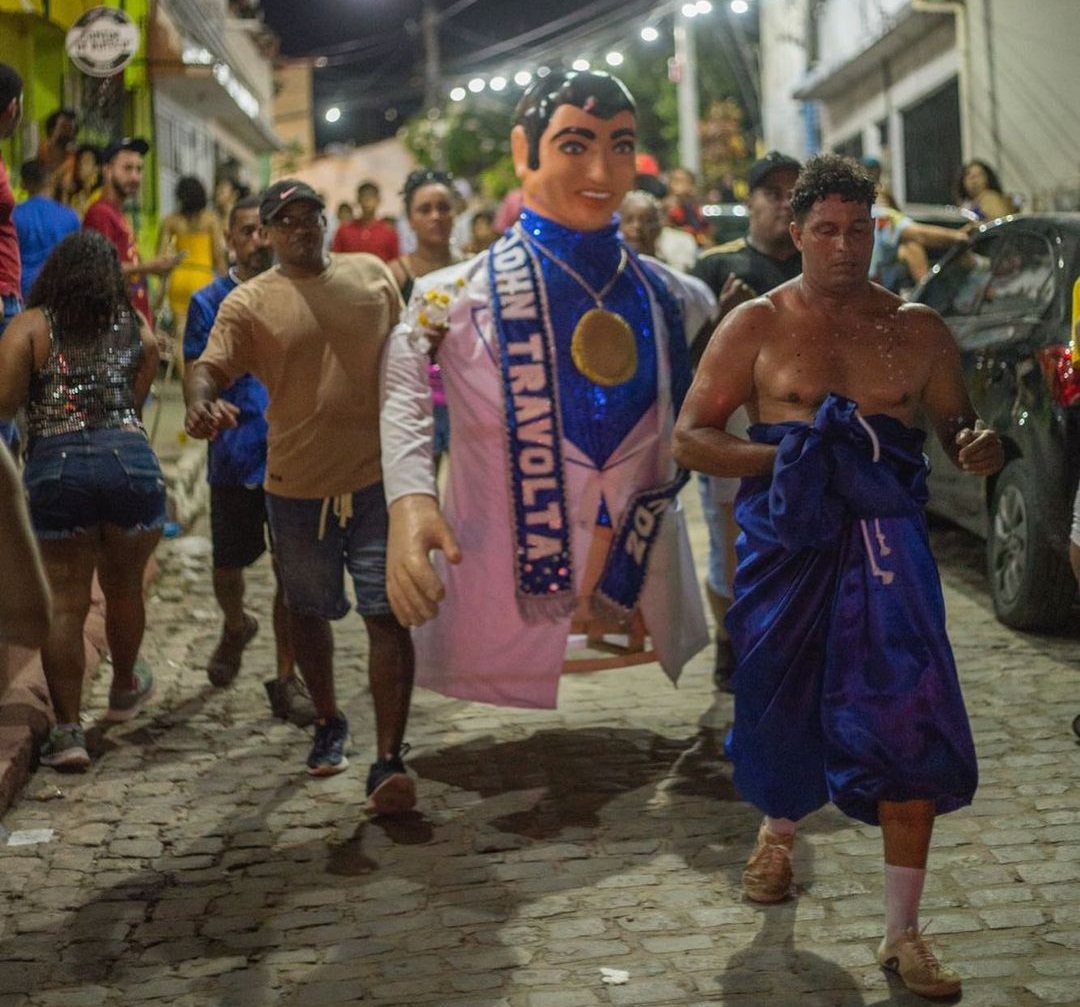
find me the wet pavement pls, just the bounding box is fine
[1,383,1079,1007]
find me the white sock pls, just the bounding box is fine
[764,816,797,836]
[884,864,926,941]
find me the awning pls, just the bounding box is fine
[793,5,951,102]
[147,3,282,155]
[153,66,283,153]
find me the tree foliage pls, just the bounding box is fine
[402,14,757,199]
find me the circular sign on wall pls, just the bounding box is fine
[65,6,141,78]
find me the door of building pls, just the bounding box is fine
[903,78,961,204]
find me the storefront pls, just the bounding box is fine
[0,1,155,232]
[1,0,281,242]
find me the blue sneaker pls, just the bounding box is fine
[365,743,416,815]
[40,725,90,771]
[106,660,155,722]
[307,714,349,777]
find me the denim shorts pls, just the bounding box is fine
[265,481,391,619]
[24,428,167,539]
[210,483,269,568]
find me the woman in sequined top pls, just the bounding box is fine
[0,230,166,770]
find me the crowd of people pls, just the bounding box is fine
[0,57,1025,999]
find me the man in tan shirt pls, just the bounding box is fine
[184,180,416,815]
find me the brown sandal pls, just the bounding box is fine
[207,614,259,687]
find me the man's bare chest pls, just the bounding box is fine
[757,321,929,418]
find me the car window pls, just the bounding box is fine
[920,233,1003,317]
[978,232,1055,320]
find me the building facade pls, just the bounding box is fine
[149,0,282,214]
[759,0,1080,211]
[0,0,281,236]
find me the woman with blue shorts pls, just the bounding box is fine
[0,230,166,769]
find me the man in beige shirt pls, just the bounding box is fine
[184,180,416,816]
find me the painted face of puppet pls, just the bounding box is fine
[512,102,637,233]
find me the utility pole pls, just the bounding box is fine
[422,0,441,113]
[421,0,445,168]
[673,14,701,173]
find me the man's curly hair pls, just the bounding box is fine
[790,153,875,224]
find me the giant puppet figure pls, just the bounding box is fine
[380,71,713,708]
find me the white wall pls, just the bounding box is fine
[155,92,218,217]
[760,0,811,156]
[966,0,1080,208]
[814,0,909,68]
[757,0,1080,209]
[818,20,957,204]
[285,138,416,222]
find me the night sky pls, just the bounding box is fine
[260,0,661,146]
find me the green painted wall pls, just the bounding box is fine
[1,1,158,250]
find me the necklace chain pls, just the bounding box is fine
[405,251,454,276]
[516,225,628,307]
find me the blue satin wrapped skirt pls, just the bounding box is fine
[726,394,978,826]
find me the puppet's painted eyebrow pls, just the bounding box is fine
[549,126,597,142]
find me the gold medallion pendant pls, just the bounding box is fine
[570,308,638,386]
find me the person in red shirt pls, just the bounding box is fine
[331,180,399,261]
[83,137,180,326]
[665,166,712,248]
[0,63,24,448]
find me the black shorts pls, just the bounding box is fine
[210,484,269,568]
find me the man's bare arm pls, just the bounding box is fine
[915,305,1004,475]
[0,310,40,420]
[674,299,778,478]
[183,361,239,440]
[133,320,160,417]
[901,221,970,252]
[124,251,183,278]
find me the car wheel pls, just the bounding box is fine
[987,459,1075,629]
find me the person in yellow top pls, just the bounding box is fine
[68,145,103,219]
[158,176,227,374]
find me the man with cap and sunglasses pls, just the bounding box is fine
[183,179,418,815]
[690,150,803,691]
[83,136,182,327]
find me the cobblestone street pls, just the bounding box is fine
[1,469,1079,1006]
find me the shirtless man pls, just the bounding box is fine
[673,154,1003,1000]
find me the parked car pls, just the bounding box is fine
[910,213,1080,629]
